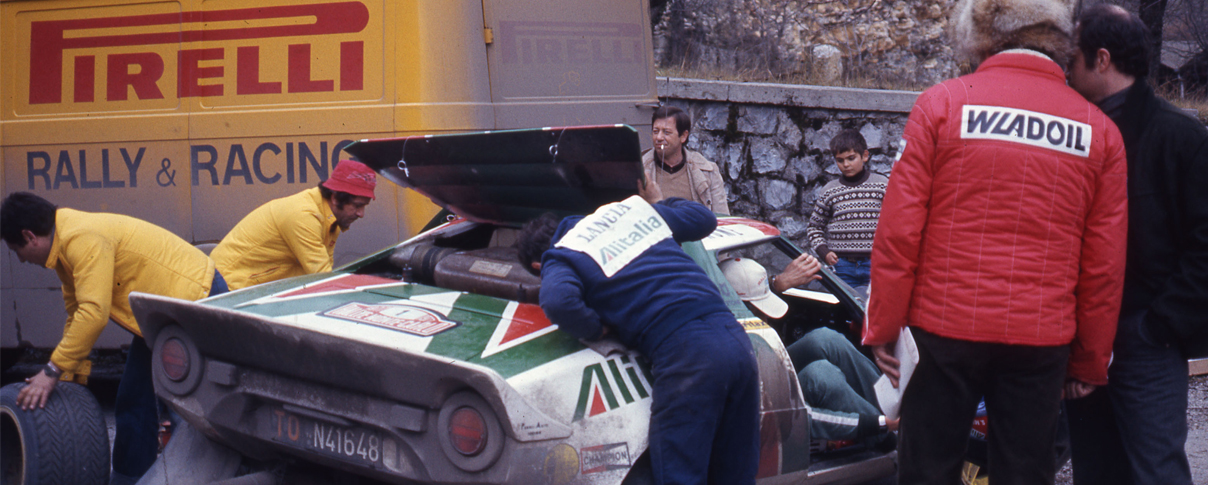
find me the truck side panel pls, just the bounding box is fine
[0,0,656,350]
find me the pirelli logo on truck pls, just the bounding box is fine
[19,1,376,112]
[961,105,1093,158]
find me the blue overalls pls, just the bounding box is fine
[540,197,760,485]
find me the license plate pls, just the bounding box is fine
[267,408,383,466]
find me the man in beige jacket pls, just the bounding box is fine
[640,106,730,215]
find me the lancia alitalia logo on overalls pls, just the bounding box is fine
[323,302,459,336]
[555,195,672,277]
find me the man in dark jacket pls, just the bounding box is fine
[1065,5,1208,485]
[516,196,758,485]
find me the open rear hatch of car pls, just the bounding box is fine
[344,124,645,226]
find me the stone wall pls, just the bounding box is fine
[657,77,920,250]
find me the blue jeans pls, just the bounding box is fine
[1068,309,1192,485]
[788,328,881,416]
[647,313,760,485]
[833,257,871,288]
[789,328,883,441]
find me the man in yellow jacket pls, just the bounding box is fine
[1,192,228,485]
[211,159,377,290]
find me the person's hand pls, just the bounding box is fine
[774,253,822,292]
[1063,378,1097,400]
[872,343,901,388]
[886,416,900,433]
[638,178,664,205]
[17,370,59,410]
[583,326,625,356]
[825,252,839,265]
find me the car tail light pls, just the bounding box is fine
[161,338,190,381]
[438,392,503,471]
[153,325,204,396]
[449,407,487,456]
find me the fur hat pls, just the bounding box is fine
[951,0,1076,66]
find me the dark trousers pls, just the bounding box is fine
[112,336,158,479]
[646,313,760,485]
[899,328,1069,485]
[210,270,230,296]
[1067,309,1192,485]
[112,270,229,482]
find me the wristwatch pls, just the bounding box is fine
[43,362,62,379]
[878,415,888,433]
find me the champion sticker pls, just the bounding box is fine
[961,105,1092,157]
[580,442,632,474]
[323,302,459,336]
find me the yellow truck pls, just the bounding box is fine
[1,0,658,352]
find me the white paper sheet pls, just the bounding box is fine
[873,327,919,421]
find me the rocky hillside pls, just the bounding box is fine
[651,0,1208,98]
[651,0,964,88]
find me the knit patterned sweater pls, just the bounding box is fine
[806,169,888,258]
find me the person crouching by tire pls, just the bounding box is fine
[516,195,760,485]
[1,192,230,485]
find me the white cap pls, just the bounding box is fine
[720,258,788,319]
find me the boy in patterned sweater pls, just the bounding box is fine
[806,129,888,288]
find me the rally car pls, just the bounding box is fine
[126,125,896,485]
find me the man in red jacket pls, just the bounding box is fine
[863,0,1129,483]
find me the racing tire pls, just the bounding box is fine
[1,381,110,485]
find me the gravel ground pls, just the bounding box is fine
[1186,375,1207,484]
[1055,375,1208,485]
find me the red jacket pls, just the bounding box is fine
[864,51,1128,385]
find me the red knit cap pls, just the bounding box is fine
[321,160,377,199]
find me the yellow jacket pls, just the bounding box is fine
[212,187,341,290]
[47,209,215,377]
